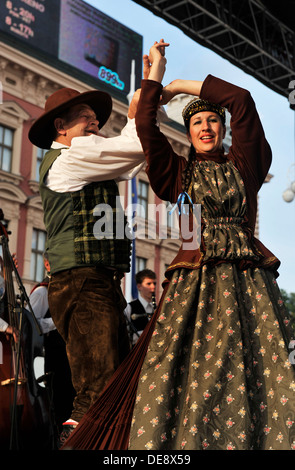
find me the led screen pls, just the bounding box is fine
[0,0,60,57]
[0,0,143,95]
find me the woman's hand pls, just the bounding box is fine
[149,39,169,64]
[161,80,179,105]
[145,39,170,83]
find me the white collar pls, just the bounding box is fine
[138,293,152,309]
[51,141,69,149]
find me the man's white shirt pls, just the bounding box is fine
[29,285,55,335]
[46,117,145,192]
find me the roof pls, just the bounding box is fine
[132,0,295,102]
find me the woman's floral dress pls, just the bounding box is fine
[129,160,295,450]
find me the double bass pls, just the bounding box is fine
[0,215,53,450]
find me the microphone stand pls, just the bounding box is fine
[124,313,140,346]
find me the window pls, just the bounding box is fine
[136,256,146,273]
[30,229,46,282]
[36,147,46,180]
[137,180,149,219]
[0,125,14,172]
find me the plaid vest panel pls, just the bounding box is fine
[71,180,132,271]
[39,148,131,273]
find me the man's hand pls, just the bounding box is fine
[143,54,150,79]
[5,325,19,343]
[128,88,141,119]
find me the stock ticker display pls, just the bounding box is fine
[0,0,143,95]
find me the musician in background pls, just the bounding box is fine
[124,269,157,346]
[0,233,19,344]
[29,253,75,446]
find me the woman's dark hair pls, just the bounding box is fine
[181,145,196,193]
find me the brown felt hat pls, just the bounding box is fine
[28,87,112,149]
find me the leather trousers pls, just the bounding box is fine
[48,266,130,422]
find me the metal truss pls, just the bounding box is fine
[132,0,295,100]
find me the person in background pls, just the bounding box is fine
[0,317,19,343]
[29,254,75,447]
[124,269,156,346]
[0,235,19,344]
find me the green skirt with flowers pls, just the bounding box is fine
[128,263,295,450]
[129,160,295,450]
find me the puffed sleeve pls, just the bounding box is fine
[135,79,187,203]
[200,74,272,191]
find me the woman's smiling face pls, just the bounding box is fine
[187,111,225,154]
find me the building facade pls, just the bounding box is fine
[0,38,190,303]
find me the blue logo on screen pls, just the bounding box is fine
[98,66,124,91]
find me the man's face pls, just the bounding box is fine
[55,104,99,145]
[137,277,156,302]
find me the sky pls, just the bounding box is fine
[85,0,295,294]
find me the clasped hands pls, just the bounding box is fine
[143,39,182,106]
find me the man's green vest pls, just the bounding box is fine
[39,148,132,275]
